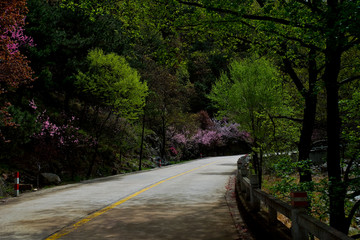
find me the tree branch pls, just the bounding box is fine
[350,233,360,239]
[176,2,321,51]
[344,157,355,183]
[348,177,360,186]
[346,199,360,229]
[271,115,304,123]
[339,75,360,85]
[256,0,264,7]
[278,33,322,52]
[177,0,314,28]
[282,57,308,98]
[175,18,255,32]
[253,26,322,51]
[342,37,359,52]
[294,0,323,14]
[347,190,360,199]
[350,37,360,46]
[235,24,320,51]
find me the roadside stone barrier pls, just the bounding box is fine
[236,155,353,240]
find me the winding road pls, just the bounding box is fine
[0,155,251,240]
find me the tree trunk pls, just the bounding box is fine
[325,67,347,233]
[160,115,166,162]
[258,148,263,189]
[64,91,70,113]
[298,49,318,183]
[87,110,112,179]
[139,114,145,171]
[87,144,98,179]
[323,13,346,231]
[251,140,261,182]
[298,94,316,182]
[79,102,89,128]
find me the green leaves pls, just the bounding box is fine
[340,91,360,160]
[60,0,117,21]
[209,54,300,156]
[209,55,282,131]
[76,49,148,120]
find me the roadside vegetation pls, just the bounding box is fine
[1,0,359,237]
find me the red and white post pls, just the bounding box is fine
[290,191,308,207]
[290,191,309,239]
[14,172,19,197]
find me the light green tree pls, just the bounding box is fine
[76,48,148,120]
[209,56,297,187]
[76,49,148,177]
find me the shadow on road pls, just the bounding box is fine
[218,163,237,166]
[198,172,236,176]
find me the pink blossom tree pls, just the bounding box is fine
[0,1,35,141]
[30,100,96,177]
[169,113,251,159]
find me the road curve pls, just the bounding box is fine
[0,155,248,240]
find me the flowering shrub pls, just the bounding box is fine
[169,146,178,156]
[33,109,97,148]
[172,133,187,145]
[192,129,223,147]
[0,1,35,140]
[1,19,35,54]
[191,119,251,147]
[28,100,97,176]
[169,113,252,159]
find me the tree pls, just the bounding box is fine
[0,0,34,140]
[76,48,148,120]
[26,0,127,112]
[209,55,292,187]
[139,58,191,161]
[339,91,360,232]
[76,48,148,177]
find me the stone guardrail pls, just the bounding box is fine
[236,155,353,240]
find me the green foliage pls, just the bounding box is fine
[210,56,280,120]
[267,156,330,218]
[60,0,117,21]
[209,55,297,150]
[339,90,360,226]
[76,49,148,119]
[340,91,360,159]
[187,50,230,113]
[0,105,38,161]
[27,0,127,95]
[6,105,38,144]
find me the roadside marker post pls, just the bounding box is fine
[290,191,309,239]
[290,191,308,207]
[14,172,19,197]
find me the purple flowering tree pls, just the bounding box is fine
[1,19,35,54]
[169,112,252,159]
[191,129,223,147]
[172,133,187,145]
[213,119,253,144]
[0,1,35,141]
[30,100,96,178]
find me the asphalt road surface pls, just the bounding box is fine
[0,155,250,240]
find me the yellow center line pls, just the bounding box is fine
[45,160,219,240]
